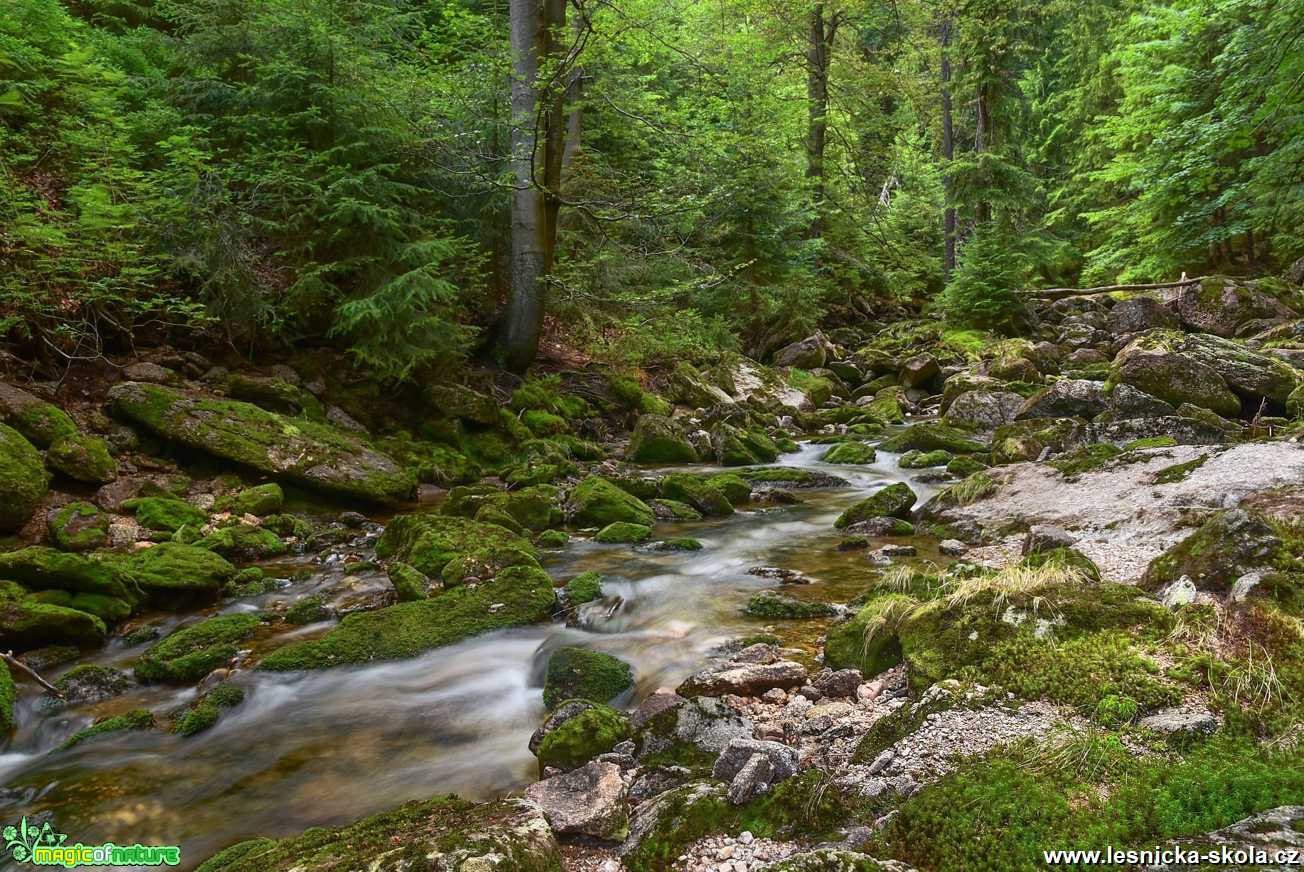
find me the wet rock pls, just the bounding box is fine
[108,382,413,503]
[938,539,968,556]
[543,646,634,708]
[834,483,916,528]
[47,664,131,708]
[747,566,814,584]
[678,660,808,698]
[568,475,656,527]
[525,761,629,840]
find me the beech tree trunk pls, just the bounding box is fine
[940,18,956,278]
[806,4,835,238]
[503,0,567,373]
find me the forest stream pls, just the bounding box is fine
[0,440,940,867]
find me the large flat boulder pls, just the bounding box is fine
[108,382,412,503]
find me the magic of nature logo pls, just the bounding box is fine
[3,816,180,868]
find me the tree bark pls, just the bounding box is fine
[940,17,956,278]
[503,0,567,373]
[806,4,835,238]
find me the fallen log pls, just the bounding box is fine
[1021,277,1205,301]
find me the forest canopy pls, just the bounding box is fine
[2,0,1301,376]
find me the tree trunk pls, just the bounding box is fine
[806,4,834,238]
[503,0,567,373]
[974,82,991,225]
[940,18,956,278]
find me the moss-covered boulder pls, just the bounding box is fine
[990,417,1082,464]
[259,565,556,670]
[386,561,430,601]
[196,524,288,560]
[543,646,634,709]
[1111,335,1241,417]
[1141,510,1281,594]
[46,433,117,484]
[0,547,134,598]
[108,382,413,503]
[60,708,155,749]
[706,473,752,505]
[0,581,108,649]
[746,590,837,619]
[0,660,14,732]
[193,797,560,872]
[568,476,656,528]
[0,384,77,447]
[503,484,564,532]
[737,467,848,489]
[879,422,984,454]
[649,499,703,521]
[899,449,953,469]
[28,589,131,623]
[50,663,131,706]
[376,514,539,581]
[47,501,110,551]
[0,423,49,532]
[536,703,633,772]
[118,543,237,597]
[821,442,878,464]
[215,483,284,516]
[659,473,733,518]
[1022,546,1101,583]
[135,613,261,683]
[834,483,917,528]
[172,683,245,736]
[626,415,699,464]
[564,571,604,606]
[824,594,913,675]
[123,496,208,533]
[595,522,653,544]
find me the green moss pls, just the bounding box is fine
[657,537,703,551]
[543,646,633,708]
[284,595,330,625]
[3,398,76,447]
[736,466,842,487]
[502,484,563,532]
[535,703,633,771]
[197,524,287,560]
[595,522,652,543]
[649,499,703,520]
[1153,454,1208,484]
[706,473,752,505]
[0,547,133,597]
[0,661,14,732]
[135,613,261,683]
[822,442,878,464]
[48,501,110,551]
[834,483,917,528]
[173,683,245,736]
[215,483,285,516]
[880,422,984,454]
[568,475,656,527]
[659,473,733,518]
[28,589,132,622]
[824,594,914,675]
[46,433,117,484]
[899,449,953,469]
[0,579,109,648]
[259,565,556,671]
[124,497,208,533]
[61,707,155,749]
[0,423,49,532]
[745,590,836,619]
[521,409,568,436]
[946,455,988,477]
[386,561,429,601]
[1126,436,1178,450]
[537,529,569,548]
[626,414,699,463]
[118,543,237,597]
[1093,693,1140,727]
[1049,443,1123,476]
[376,514,540,580]
[564,571,603,606]
[1022,547,1101,583]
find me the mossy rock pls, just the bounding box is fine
[387,561,430,601]
[503,484,564,532]
[197,524,288,561]
[0,386,76,447]
[123,496,207,533]
[1021,546,1102,583]
[656,538,703,551]
[46,433,118,484]
[537,529,569,548]
[48,663,130,707]
[376,514,540,581]
[990,417,1082,464]
[834,483,917,528]
[475,503,525,534]
[215,483,284,516]
[0,581,108,649]
[543,646,634,709]
[419,443,482,486]
[1110,336,1241,417]
[564,571,603,606]
[659,473,733,518]
[626,414,699,463]
[0,423,49,532]
[284,595,330,625]
[108,381,414,503]
[0,660,14,732]
[28,589,132,623]
[259,565,556,671]
[595,522,653,544]
[746,590,836,619]
[1048,443,1123,476]
[135,613,261,683]
[118,543,237,597]
[48,501,110,551]
[821,442,878,464]
[60,708,155,749]
[649,499,703,521]
[1141,510,1281,594]
[193,796,561,872]
[899,449,953,469]
[824,594,913,675]
[880,422,983,455]
[536,702,632,772]
[0,547,135,598]
[172,683,245,736]
[946,455,988,477]
[706,473,753,505]
[737,467,848,488]
[568,475,655,527]
[521,409,568,436]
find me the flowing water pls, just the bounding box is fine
[0,440,942,869]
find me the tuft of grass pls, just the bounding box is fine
[941,561,1084,620]
[943,472,997,507]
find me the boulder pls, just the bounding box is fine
[1137,705,1220,737]
[677,660,808,698]
[0,384,77,447]
[879,422,985,454]
[668,363,732,408]
[525,761,629,839]
[47,502,110,551]
[774,335,831,370]
[899,354,941,390]
[659,473,733,517]
[543,647,634,709]
[823,595,909,676]
[0,423,49,532]
[1141,509,1280,594]
[1022,525,1076,555]
[712,738,799,805]
[943,390,1024,430]
[1177,276,1295,337]
[1111,336,1240,417]
[626,414,699,464]
[1174,333,1299,405]
[991,417,1083,464]
[108,382,413,503]
[0,580,108,649]
[568,476,655,528]
[820,442,877,464]
[1107,296,1179,335]
[535,703,632,772]
[1016,379,1111,421]
[377,513,539,582]
[834,483,916,528]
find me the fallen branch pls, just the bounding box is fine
[1021,277,1207,301]
[2,650,65,699]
